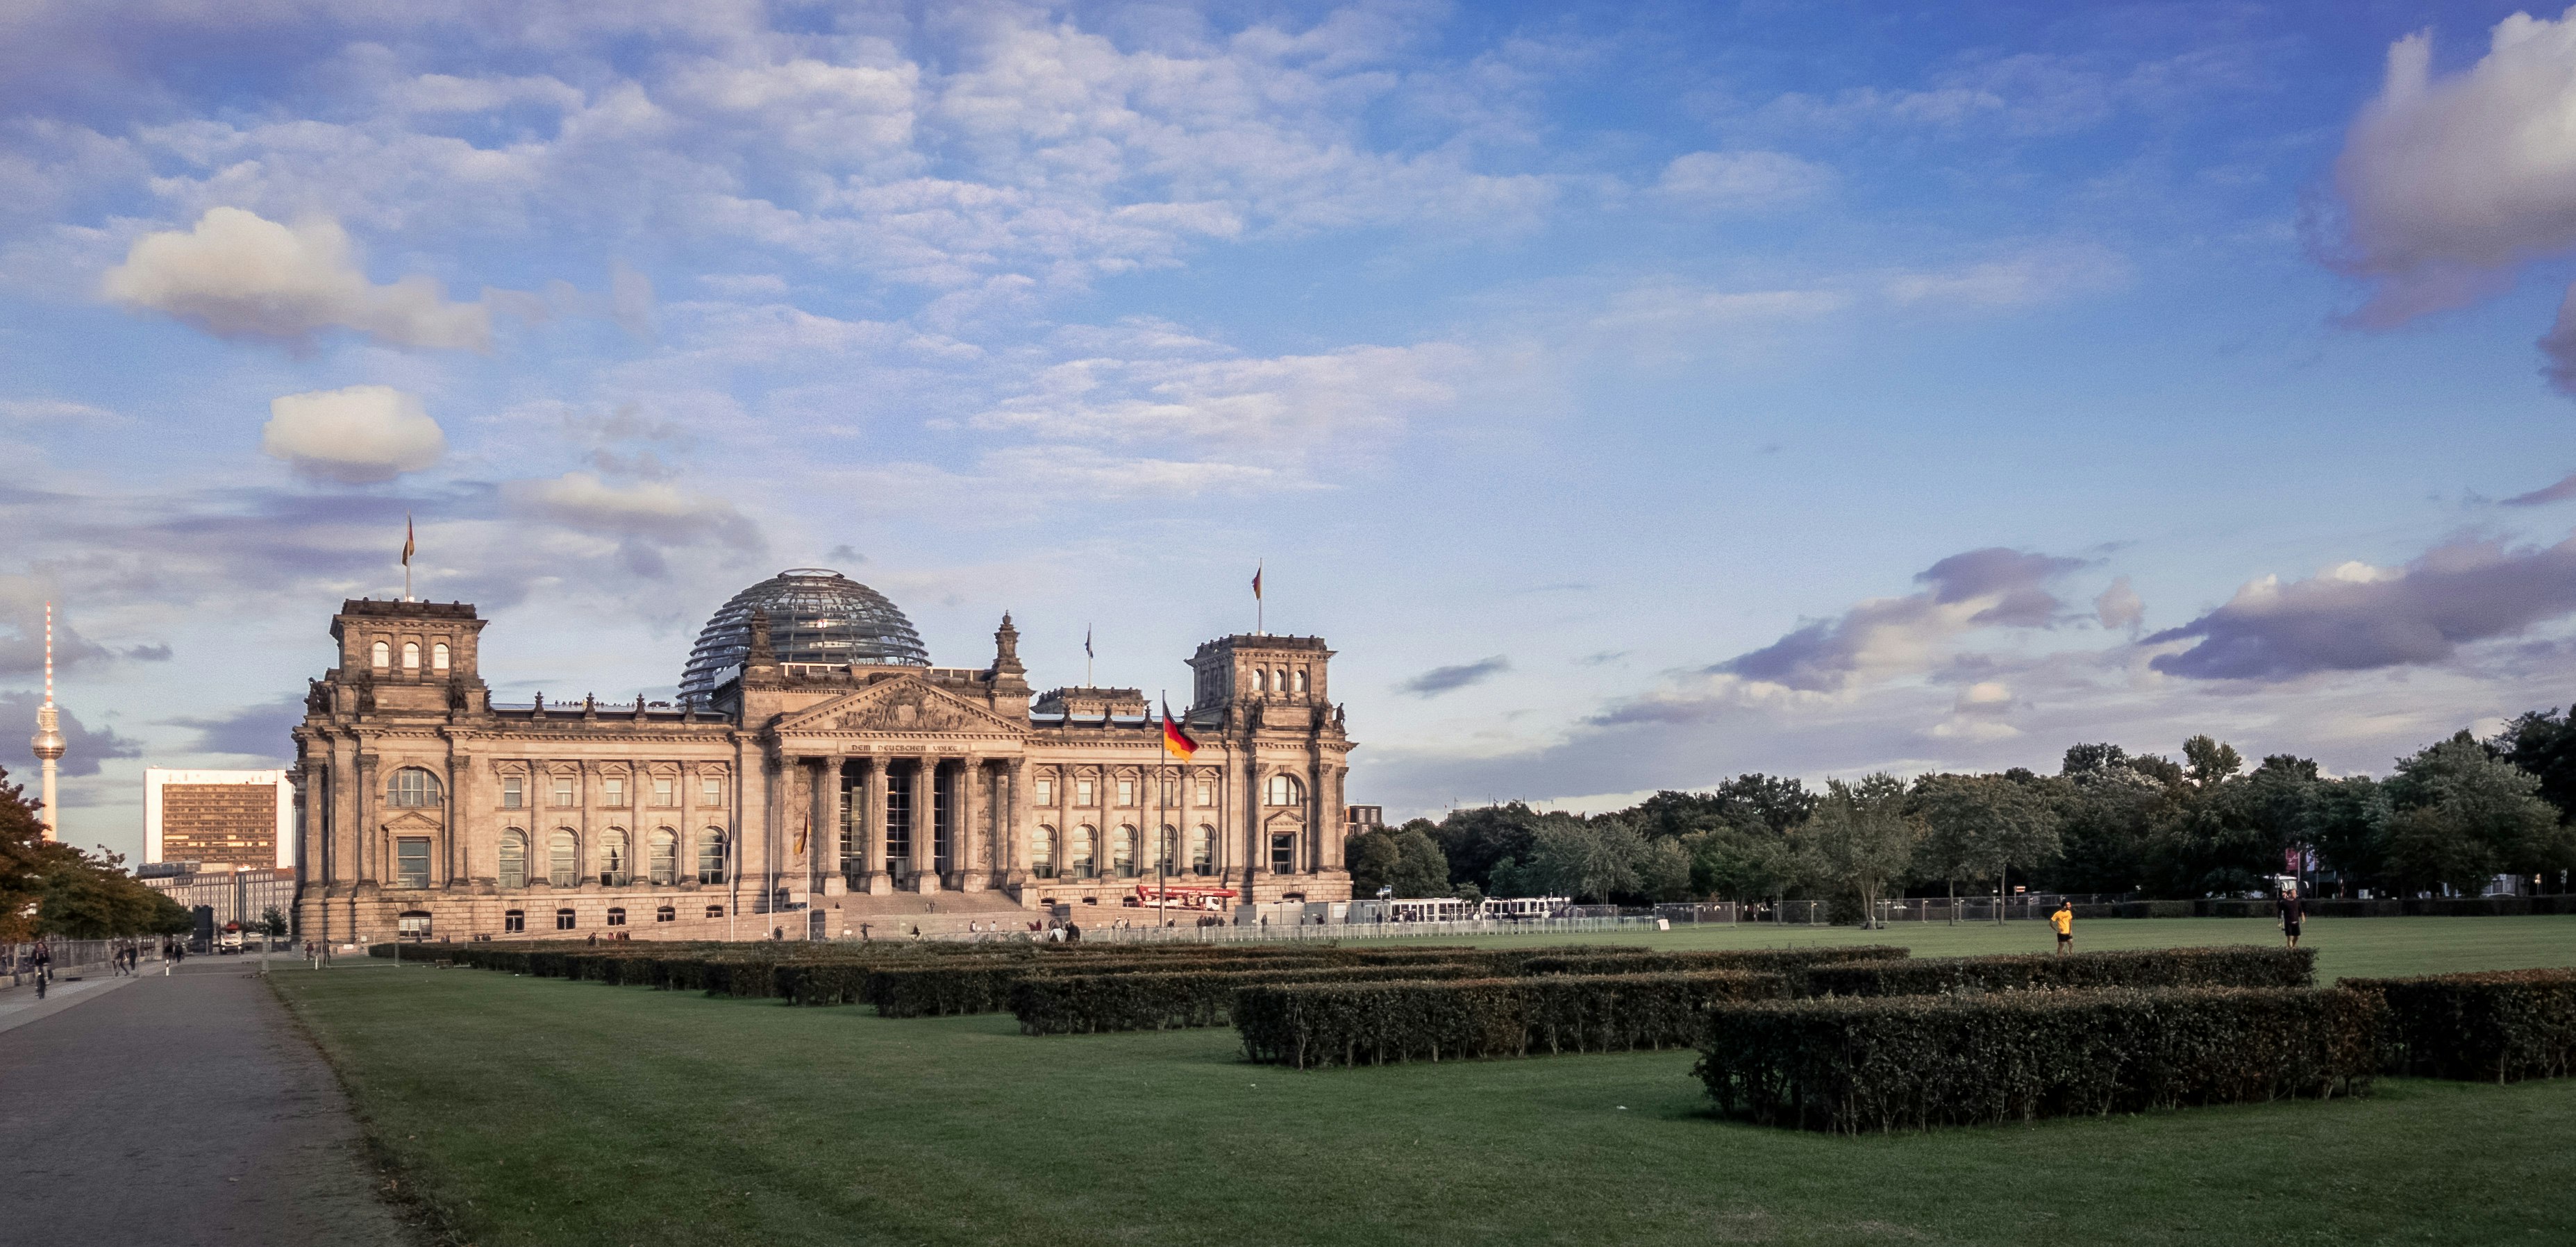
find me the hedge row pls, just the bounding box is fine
[1696,987,2380,1133]
[1236,971,1789,1068]
[1517,946,1909,995]
[1011,964,1486,1035]
[2340,969,2576,1082]
[1803,946,2315,998]
[865,954,1341,1016]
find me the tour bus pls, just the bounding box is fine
[1478,896,1569,922]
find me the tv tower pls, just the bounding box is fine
[29,601,65,841]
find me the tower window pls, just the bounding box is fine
[1265,774,1304,806]
[1251,669,1266,693]
[402,641,421,670]
[371,640,390,669]
[1293,669,1308,694]
[432,642,451,671]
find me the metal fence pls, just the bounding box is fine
[3,939,165,987]
[908,914,1668,946]
[1652,894,2143,926]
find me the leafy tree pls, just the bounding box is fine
[1682,824,1800,903]
[2491,706,2576,826]
[1909,773,2059,919]
[0,767,49,944]
[260,905,291,938]
[1346,821,1450,898]
[2380,732,2574,894]
[1789,774,1919,928]
[1521,820,1643,903]
[2307,775,2389,890]
[1428,803,1555,894]
[2182,735,2245,787]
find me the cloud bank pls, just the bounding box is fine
[102,208,492,350]
[261,385,446,483]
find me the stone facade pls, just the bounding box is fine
[292,592,1354,944]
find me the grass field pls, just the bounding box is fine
[274,917,2576,1246]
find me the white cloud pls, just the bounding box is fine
[101,207,492,349]
[2332,12,2576,326]
[1884,242,2130,309]
[260,385,446,483]
[2094,576,2143,633]
[1652,150,1833,210]
[501,472,762,551]
[969,340,1473,451]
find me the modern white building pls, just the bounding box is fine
[144,768,296,870]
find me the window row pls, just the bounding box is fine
[1026,773,1304,807]
[489,827,728,889]
[499,771,724,810]
[369,639,453,673]
[381,768,728,812]
[1247,667,1310,695]
[1028,823,1217,880]
[500,904,724,933]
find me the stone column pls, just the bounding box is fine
[959,754,986,892]
[915,758,942,894]
[1002,758,1029,890]
[862,756,891,896]
[822,757,848,896]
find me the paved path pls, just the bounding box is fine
[0,960,417,1246]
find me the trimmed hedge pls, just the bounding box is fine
[1804,946,2314,998]
[1517,946,1909,996]
[1012,964,1484,1035]
[1236,971,1789,1068]
[866,954,1335,1016]
[1696,987,2381,1133]
[2341,969,2576,1082]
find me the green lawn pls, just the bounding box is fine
[274,918,2576,1247]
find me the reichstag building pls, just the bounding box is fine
[292,569,1355,944]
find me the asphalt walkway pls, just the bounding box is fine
[0,958,417,1246]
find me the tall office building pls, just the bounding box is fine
[145,769,295,870]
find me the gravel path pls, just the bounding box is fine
[0,960,417,1246]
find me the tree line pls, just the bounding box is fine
[1347,708,2576,909]
[1,765,194,941]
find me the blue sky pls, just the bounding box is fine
[8,0,2576,860]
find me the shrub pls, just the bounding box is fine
[1696,987,2380,1133]
[1516,946,1909,996]
[1236,971,1789,1068]
[867,955,1332,1017]
[1012,964,1487,1034]
[1803,946,2314,997]
[2340,969,2576,1082]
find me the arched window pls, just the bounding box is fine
[371,640,390,669]
[1293,669,1308,694]
[1071,825,1096,878]
[1157,824,1178,871]
[498,830,528,889]
[1251,669,1267,693]
[549,829,580,887]
[1266,774,1304,806]
[1274,668,1289,694]
[388,768,442,808]
[599,828,630,886]
[697,829,727,885]
[402,641,421,670]
[649,828,678,885]
[1112,825,1137,878]
[1191,824,1214,876]
[432,642,451,671]
[1031,826,1057,878]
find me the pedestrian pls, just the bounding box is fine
[31,942,51,999]
[2279,885,2305,949]
[2050,900,2075,955]
[860,922,872,942]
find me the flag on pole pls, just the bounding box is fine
[402,514,416,566]
[1251,562,1262,600]
[1085,626,1094,658]
[1161,697,1198,760]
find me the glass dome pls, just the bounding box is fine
[678,569,929,706]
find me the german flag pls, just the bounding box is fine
[1161,697,1198,760]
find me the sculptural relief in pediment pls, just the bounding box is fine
[776,677,1023,738]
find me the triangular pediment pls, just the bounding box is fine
[385,810,442,832]
[773,676,1026,738]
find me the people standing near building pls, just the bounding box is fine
[2050,901,2075,955]
[2279,885,2305,949]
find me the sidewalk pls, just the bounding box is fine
[0,959,418,1246]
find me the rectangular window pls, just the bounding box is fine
[501,776,524,809]
[1076,779,1094,805]
[555,908,577,930]
[701,777,721,806]
[1196,782,1212,807]
[655,905,675,923]
[1270,834,1295,875]
[651,776,674,807]
[603,776,626,807]
[705,905,724,919]
[1035,778,1054,805]
[1117,779,1135,806]
[606,907,626,927]
[503,910,525,933]
[397,912,430,937]
[885,770,912,872]
[395,837,431,889]
[552,776,576,807]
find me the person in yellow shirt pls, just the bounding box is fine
[2050,900,2074,955]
